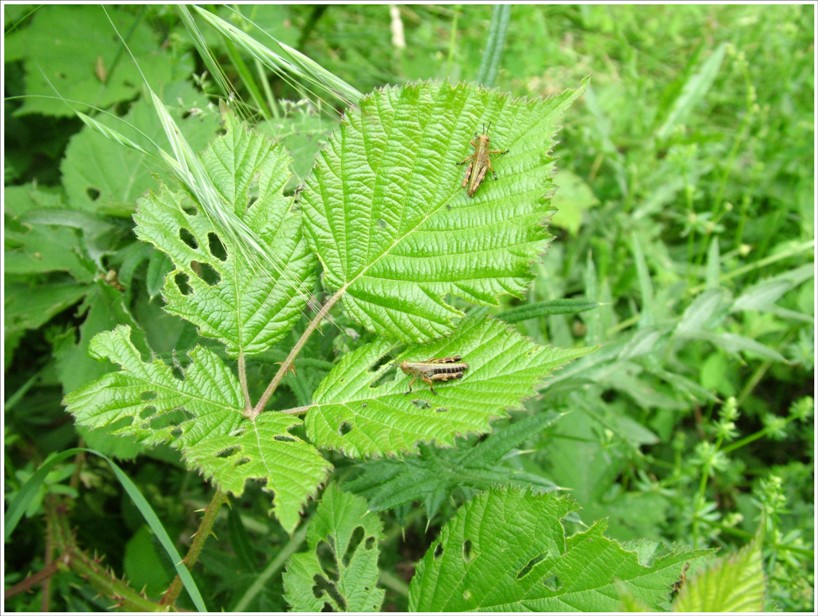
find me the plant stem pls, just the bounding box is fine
[251,289,345,418]
[231,517,311,611]
[238,353,251,412]
[160,489,229,608]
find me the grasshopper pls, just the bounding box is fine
[400,355,468,395]
[458,122,509,197]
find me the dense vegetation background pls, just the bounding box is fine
[4,4,814,612]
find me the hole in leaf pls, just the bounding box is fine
[463,539,474,562]
[191,260,221,286]
[368,353,393,373]
[181,109,192,120]
[150,408,186,430]
[174,271,192,296]
[516,554,546,579]
[179,228,198,249]
[338,422,352,436]
[86,187,101,201]
[365,536,375,550]
[141,391,157,401]
[435,407,449,413]
[543,574,561,591]
[208,232,227,261]
[182,202,198,216]
[412,399,432,409]
[139,405,157,419]
[235,457,251,467]
[376,218,387,228]
[216,446,240,459]
[360,403,367,408]
[433,543,443,559]
[274,435,295,442]
[342,526,365,567]
[171,427,183,438]
[320,603,332,613]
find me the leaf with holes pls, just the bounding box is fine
[300,80,586,343]
[134,114,317,357]
[283,483,384,612]
[408,489,709,611]
[305,317,589,457]
[63,326,331,533]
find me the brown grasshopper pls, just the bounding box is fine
[400,356,468,395]
[458,123,509,197]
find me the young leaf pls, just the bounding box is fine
[305,317,589,457]
[346,412,562,518]
[63,326,331,533]
[300,80,586,342]
[408,488,709,611]
[673,539,765,612]
[283,484,384,612]
[134,115,317,357]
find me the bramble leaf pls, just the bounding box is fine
[64,326,331,533]
[673,539,765,612]
[283,484,384,612]
[305,317,588,457]
[134,115,317,357]
[346,412,562,518]
[408,489,708,611]
[300,80,586,342]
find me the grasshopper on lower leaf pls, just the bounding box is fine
[400,356,469,395]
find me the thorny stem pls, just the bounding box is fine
[160,489,229,608]
[280,404,312,416]
[250,289,345,419]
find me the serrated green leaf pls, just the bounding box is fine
[346,412,562,517]
[283,484,384,612]
[300,80,586,342]
[305,317,588,457]
[409,489,708,611]
[674,539,765,612]
[64,326,331,533]
[61,81,220,214]
[134,115,317,357]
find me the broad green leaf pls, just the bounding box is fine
[64,326,331,533]
[61,81,221,214]
[300,80,586,342]
[409,489,708,611]
[346,412,562,518]
[305,317,588,457]
[4,5,192,117]
[134,115,317,357]
[674,539,765,612]
[283,484,384,612]
[4,279,87,352]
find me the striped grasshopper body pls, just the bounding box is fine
[458,123,509,197]
[400,355,468,395]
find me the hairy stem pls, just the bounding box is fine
[160,489,229,608]
[250,289,345,418]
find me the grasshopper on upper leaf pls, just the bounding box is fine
[400,355,468,395]
[458,122,509,197]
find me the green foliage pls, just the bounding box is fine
[64,326,331,533]
[409,489,709,611]
[307,317,588,457]
[300,80,585,342]
[133,113,317,356]
[674,539,765,611]
[283,484,384,611]
[4,3,813,613]
[346,412,562,519]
